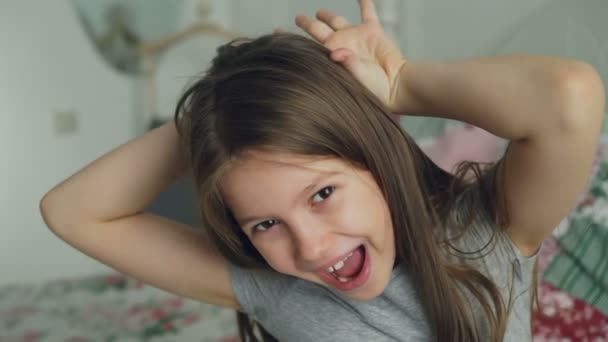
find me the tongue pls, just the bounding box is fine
[334,246,365,278]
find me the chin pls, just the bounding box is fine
[345,275,390,301]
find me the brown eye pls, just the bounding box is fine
[312,186,334,204]
[253,219,279,232]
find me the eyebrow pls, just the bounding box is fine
[238,171,338,228]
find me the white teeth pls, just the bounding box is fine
[333,260,345,271]
[337,276,349,282]
[326,251,355,274]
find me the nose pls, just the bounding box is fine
[290,220,331,269]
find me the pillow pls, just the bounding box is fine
[420,124,503,174]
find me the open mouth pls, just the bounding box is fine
[319,244,371,291]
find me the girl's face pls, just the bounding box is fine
[221,151,396,300]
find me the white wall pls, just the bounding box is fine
[400,0,553,60]
[0,0,133,285]
[231,0,361,37]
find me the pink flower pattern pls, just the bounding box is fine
[532,235,608,341]
[0,274,238,341]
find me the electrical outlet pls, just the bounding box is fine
[53,110,78,136]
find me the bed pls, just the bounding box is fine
[3,0,608,341]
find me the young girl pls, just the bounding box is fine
[40,0,605,341]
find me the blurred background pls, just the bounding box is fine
[1,0,607,340]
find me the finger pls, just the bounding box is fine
[331,48,360,70]
[295,15,334,43]
[330,48,353,62]
[332,49,367,80]
[315,9,351,30]
[359,0,379,23]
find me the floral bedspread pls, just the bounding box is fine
[3,263,607,341]
[533,238,608,341]
[2,243,608,341]
[0,274,238,341]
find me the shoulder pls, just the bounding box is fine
[229,263,309,321]
[229,263,349,337]
[446,180,540,286]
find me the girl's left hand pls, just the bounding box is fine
[293,0,406,110]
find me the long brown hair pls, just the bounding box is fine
[174,32,521,341]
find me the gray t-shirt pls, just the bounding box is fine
[229,219,539,341]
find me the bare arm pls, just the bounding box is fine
[40,122,239,309]
[393,56,602,140]
[394,56,605,255]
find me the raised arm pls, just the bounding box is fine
[40,122,239,309]
[395,56,605,255]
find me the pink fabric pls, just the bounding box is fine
[422,125,502,173]
[533,239,608,341]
